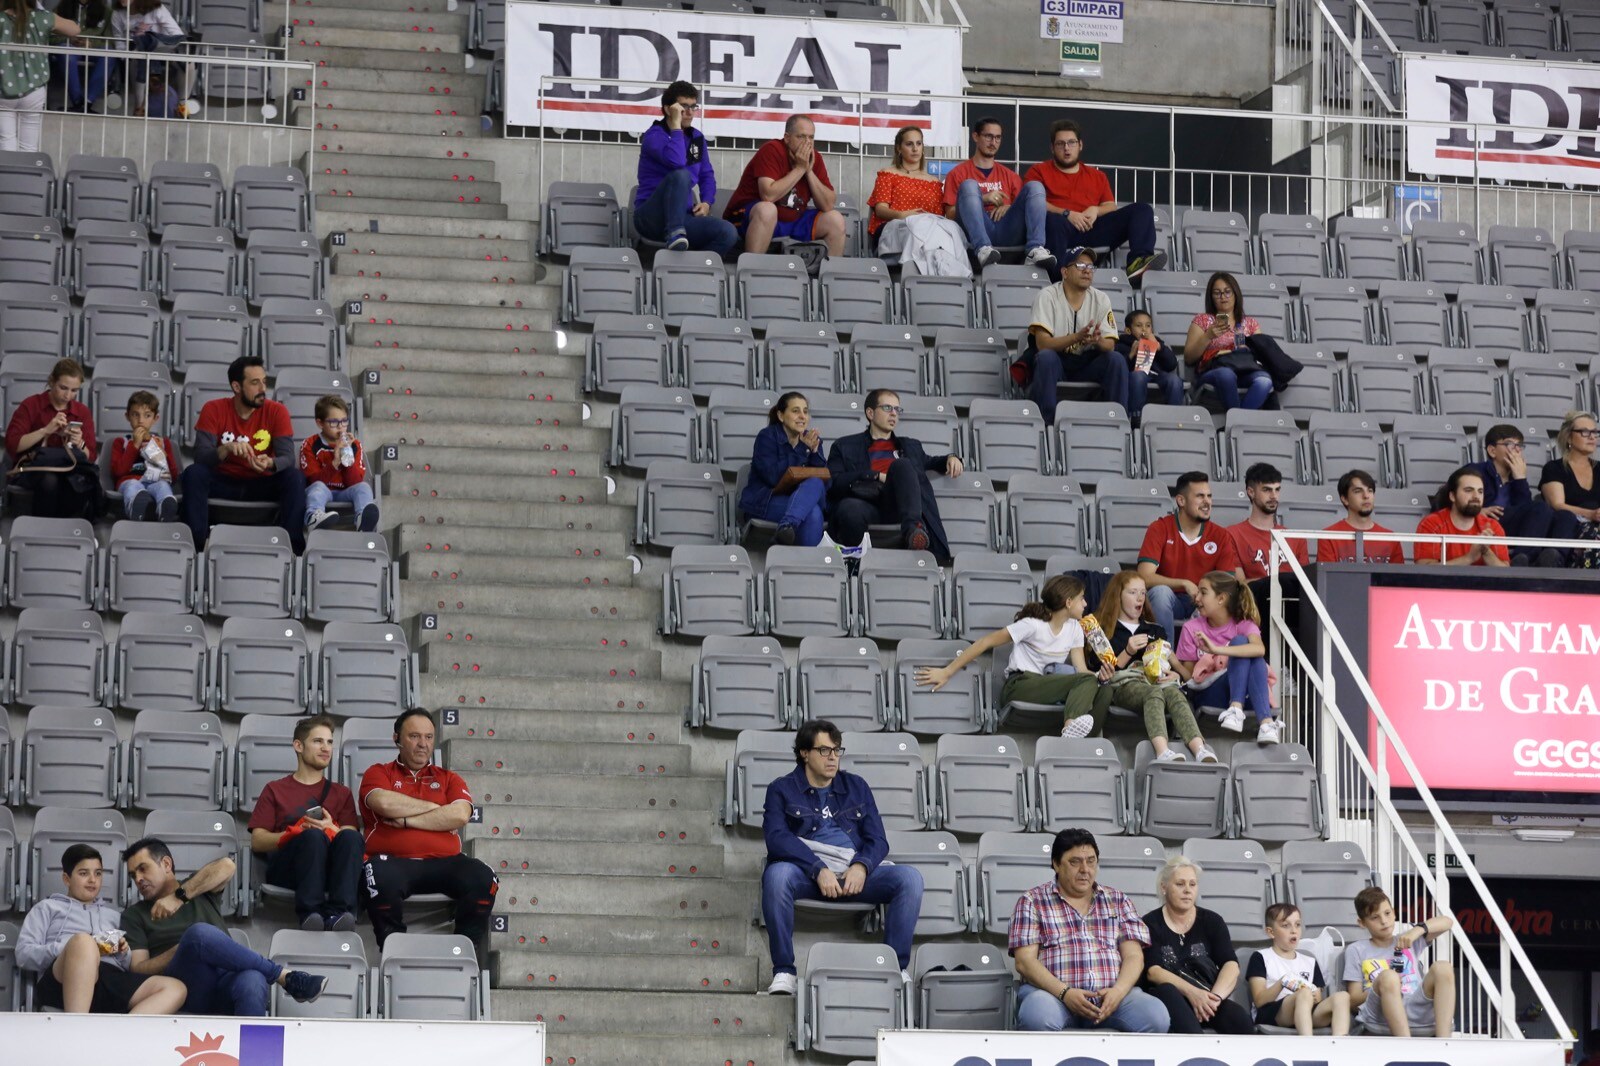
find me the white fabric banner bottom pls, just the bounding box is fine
[880,1029,1566,1066]
[2,1013,544,1066]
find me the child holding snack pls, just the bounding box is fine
[1247,902,1351,1035]
[298,394,378,533]
[1177,569,1282,744]
[110,389,180,521]
[1113,308,1184,425]
[915,573,1113,737]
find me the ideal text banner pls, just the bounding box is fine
[879,1029,1566,1066]
[1367,585,1600,792]
[1404,53,1600,186]
[504,2,965,146]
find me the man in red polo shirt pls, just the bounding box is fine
[1414,466,1510,567]
[360,709,498,959]
[723,114,848,256]
[1022,118,1167,283]
[1137,471,1243,641]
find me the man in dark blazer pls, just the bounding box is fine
[825,388,962,559]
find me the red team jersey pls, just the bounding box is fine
[1317,519,1407,564]
[1138,514,1241,585]
[1413,510,1510,565]
[1022,161,1114,213]
[941,160,1023,214]
[723,139,834,224]
[1228,520,1309,580]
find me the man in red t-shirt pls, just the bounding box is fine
[1228,462,1309,581]
[248,714,362,931]
[359,710,498,957]
[1414,466,1510,566]
[1137,471,1244,640]
[178,354,306,553]
[723,114,847,256]
[941,116,1055,270]
[1318,468,1407,564]
[1022,118,1167,281]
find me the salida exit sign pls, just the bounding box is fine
[1060,40,1101,61]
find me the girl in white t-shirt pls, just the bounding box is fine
[1246,903,1351,1035]
[915,573,1113,738]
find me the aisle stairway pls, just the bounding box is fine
[287,3,791,1062]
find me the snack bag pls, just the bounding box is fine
[1133,337,1158,374]
[94,929,123,955]
[1080,616,1117,670]
[1142,639,1168,683]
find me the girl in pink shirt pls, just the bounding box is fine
[1177,570,1281,744]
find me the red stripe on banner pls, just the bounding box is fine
[538,98,930,129]
[1435,147,1600,170]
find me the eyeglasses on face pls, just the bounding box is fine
[811,746,845,758]
[322,418,350,426]
[1055,139,1081,148]
[1209,289,1234,297]
[1575,428,1600,439]
[873,404,903,415]
[1491,439,1525,450]
[1070,262,1096,272]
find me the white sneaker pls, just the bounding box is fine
[1061,715,1095,739]
[1257,717,1283,745]
[767,972,797,995]
[1194,744,1220,764]
[1218,707,1246,733]
[1025,246,1057,269]
[306,510,337,534]
[1154,748,1187,764]
[976,245,1000,268]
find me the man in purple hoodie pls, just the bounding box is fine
[634,80,738,257]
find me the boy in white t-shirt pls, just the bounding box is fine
[1247,902,1351,1035]
[1343,886,1455,1037]
[915,573,1114,737]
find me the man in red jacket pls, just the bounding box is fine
[179,354,306,553]
[298,395,377,533]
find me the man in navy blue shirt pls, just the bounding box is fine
[761,719,924,995]
[633,80,738,256]
[1468,423,1563,567]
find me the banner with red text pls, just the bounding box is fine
[1367,586,1600,792]
[504,2,964,146]
[1404,53,1600,186]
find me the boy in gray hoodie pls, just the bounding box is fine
[17,843,187,1013]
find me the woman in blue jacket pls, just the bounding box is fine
[741,390,827,546]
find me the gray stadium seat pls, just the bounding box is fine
[912,942,1011,1030]
[258,298,342,374]
[974,831,1055,935]
[22,706,119,808]
[1375,280,1450,349]
[0,923,20,1005]
[320,622,417,719]
[1230,743,1325,843]
[1181,837,1276,944]
[1508,352,1586,423]
[1236,274,1294,340]
[1455,283,1529,353]
[1409,219,1482,286]
[272,368,352,440]
[796,941,909,1056]
[850,324,926,398]
[147,161,226,234]
[840,731,928,830]
[1389,414,1469,490]
[0,808,14,911]
[302,531,396,624]
[194,29,275,102]
[967,398,1047,483]
[1425,348,1504,419]
[587,313,672,394]
[892,638,984,735]
[680,317,761,398]
[87,359,175,443]
[142,809,242,915]
[0,149,56,217]
[1223,409,1302,483]
[689,635,789,731]
[270,929,369,1018]
[1132,739,1228,840]
[1034,735,1126,836]
[1096,834,1166,914]
[1054,400,1134,483]
[722,729,794,827]
[819,258,894,330]
[979,263,1051,337]
[213,616,312,716]
[1342,345,1426,417]
[170,293,251,376]
[735,253,812,325]
[933,734,1029,834]
[859,549,945,640]
[564,246,648,325]
[1297,278,1370,347]
[1276,483,1341,532]
[1094,476,1172,560]
[1331,216,1404,284]
[1375,485,1433,531]
[1562,230,1600,291]
[767,320,848,393]
[111,612,209,712]
[1257,214,1327,281]
[665,545,758,637]
[703,387,778,473]
[931,327,1007,407]
[128,709,225,811]
[0,212,64,286]
[12,608,105,707]
[650,248,727,326]
[1306,412,1385,484]
[26,807,126,908]
[806,389,867,449]
[1139,403,1218,481]
[203,524,296,618]
[232,713,298,812]
[637,460,728,548]
[885,829,968,935]
[338,716,398,787]
[1534,288,1600,360]
[611,384,698,469]
[1282,839,1374,940]
[542,181,621,257]
[71,219,152,296]
[1429,0,1488,47]
[947,552,1034,641]
[896,394,963,456]
[7,516,98,610]
[244,231,324,304]
[932,473,1000,556]
[1487,225,1558,296]
[231,166,311,235]
[79,288,162,366]
[1140,271,1207,339]
[1208,480,1249,527]
[902,264,977,337]
[157,225,239,301]
[795,637,888,733]
[1180,210,1251,274]
[1005,473,1088,562]
[0,284,73,360]
[763,544,850,638]
[63,155,141,226]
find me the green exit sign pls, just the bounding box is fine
[1060,40,1101,62]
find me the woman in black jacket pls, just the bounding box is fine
[1142,855,1257,1034]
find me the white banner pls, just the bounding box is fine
[504,2,965,147]
[1404,54,1600,186]
[3,1013,544,1066]
[880,1029,1567,1066]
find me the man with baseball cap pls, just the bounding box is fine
[1026,246,1121,424]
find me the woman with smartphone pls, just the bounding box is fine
[3,356,101,518]
[1183,271,1275,411]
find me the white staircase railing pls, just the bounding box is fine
[1266,528,1571,1041]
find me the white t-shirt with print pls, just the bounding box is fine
[1005,616,1084,675]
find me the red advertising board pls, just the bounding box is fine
[1367,586,1600,792]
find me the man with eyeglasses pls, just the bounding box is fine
[1023,118,1167,283]
[1467,423,1562,565]
[942,116,1055,270]
[825,388,962,558]
[299,394,378,534]
[1025,246,1120,424]
[760,719,924,996]
[633,80,738,257]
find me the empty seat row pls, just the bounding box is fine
[0,153,310,236]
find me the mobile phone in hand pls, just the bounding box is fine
[303,806,326,822]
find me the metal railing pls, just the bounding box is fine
[1265,527,1578,1042]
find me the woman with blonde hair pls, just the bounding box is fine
[869,125,970,275]
[1541,409,1600,547]
[1141,856,1255,1034]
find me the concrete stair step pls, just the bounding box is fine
[472,838,721,878]
[385,470,606,503]
[382,442,597,477]
[492,871,753,919]
[320,207,530,243]
[297,106,482,139]
[332,276,556,311]
[492,950,757,993]
[451,738,687,777]
[463,801,716,844]
[446,708,682,746]
[291,43,472,71]
[308,149,494,181]
[386,496,623,532]
[270,7,471,35]
[425,676,688,715]
[369,398,582,430]
[293,67,485,99]
[334,253,542,285]
[469,772,716,814]
[333,235,529,266]
[300,86,482,116]
[310,129,497,161]
[489,921,751,961]
[350,348,570,376]
[396,507,627,546]
[283,26,463,51]
[424,643,661,680]
[290,0,461,13]
[533,1034,789,1066]
[395,520,624,554]
[316,174,500,204]
[402,581,657,621]
[315,192,506,217]
[364,369,578,402]
[404,554,636,590]
[490,990,789,1036]
[346,302,551,331]
[352,323,564,355]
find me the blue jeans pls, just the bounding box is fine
[633,168,738,257]
[1195,634,1273,720]
[306,479,375,526]
[1127,369,1184,422]
[759,477,826,546]
[1016,983,1171,1032]
[163,922,281,1017]
[1200,362,1274,411]
[1031,349,1128,425]
[118,478,175,512]
[53,53,110,106]
[1146,585,1193,644]
[1044,201,1159,265]
[761,860,924,976]
[954,179,1047,251]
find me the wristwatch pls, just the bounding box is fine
[174,885,190,903]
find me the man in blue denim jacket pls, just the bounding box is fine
[760,719,924,996]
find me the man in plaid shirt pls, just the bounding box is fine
[1009,827,1171,1031]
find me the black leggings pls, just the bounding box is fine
[1148,982,1258,1034]
[363,853,498,951]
